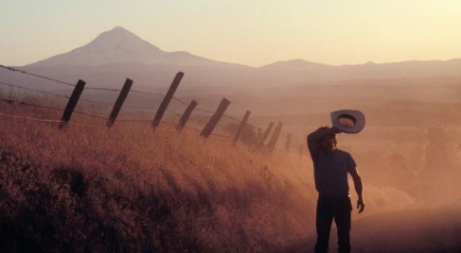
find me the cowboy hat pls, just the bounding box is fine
[331,109,365,134]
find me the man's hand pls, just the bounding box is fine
[331,126,342,134]
[357,198,365,214]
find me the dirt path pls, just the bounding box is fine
[276,208,461,253]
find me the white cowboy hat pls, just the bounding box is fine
[330,109,365,134]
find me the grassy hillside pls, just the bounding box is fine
[2,85,461,252]
[0,105,316,253]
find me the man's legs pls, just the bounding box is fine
[334,197,352,253]
[315,199,334,253]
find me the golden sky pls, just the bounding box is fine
[1,0,461,67]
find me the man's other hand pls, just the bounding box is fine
[357,198,365,214]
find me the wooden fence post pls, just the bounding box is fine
[200,98,231,138]
[176,100,198,131]
[106,78,133,128]
[267,122,283,153]
[59,79,86,128]
[285,134,292,152]
[256,122,274,150]
[152,72,184,129]
[232,110,251,146]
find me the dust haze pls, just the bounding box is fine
[1,26,461,252]
[251,77,461,252]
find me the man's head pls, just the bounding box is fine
[318,126,338,152]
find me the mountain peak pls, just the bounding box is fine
[100,26,137,37]
[99,26,137,39]
[27,27,233,67]
[111,26,130,32]
[90,26,152,47]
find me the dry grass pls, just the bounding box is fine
[0,101,316,253]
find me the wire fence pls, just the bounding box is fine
[0,64,303,156]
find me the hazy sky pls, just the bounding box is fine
[1,0,460,67]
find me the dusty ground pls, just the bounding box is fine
[275,206,461,253]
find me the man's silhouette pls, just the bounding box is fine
[307,126,365,253]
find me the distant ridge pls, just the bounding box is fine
[257,58,461,81]
[17,26,461,87]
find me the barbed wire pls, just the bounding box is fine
[0,65,76,87]
[0,65,241,120]
[0,99,296,154]
[0,98,110,121]
[0,94,186,123]
[73,110,109,120]
[0,79,162,111]
[85,86,121,92]
[0,64,296,149]
[116,119,151,123]
[0,111,110,129]
[77,98,162,111]
[0,107,298,154]
[195,107,215,114]
[172,97,189,106]
[131,89,165,97]
[0,80,185,116]
[67,121,108,129]
[0,80,69,99]
[189,117,205,124]
[210,132,233,139]
[0,64,187,103]
[0,111,62,123]
[77,98,114,108]
[222,114,242,123]
[0,98,64,112]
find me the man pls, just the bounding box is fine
[307,126,365,253]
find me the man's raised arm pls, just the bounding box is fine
[307,127,340,158]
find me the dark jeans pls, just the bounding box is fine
[315,195,352,253]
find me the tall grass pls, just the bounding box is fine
[0,101,316,253]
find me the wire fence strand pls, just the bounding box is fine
[85,87,122,92]
[0,98,64,112]
[73,110,109,120]
[0,80,69,99]
[223,114,242,123]
[0,111,62,123]
[0,65,76,87]
[1,64,298,154]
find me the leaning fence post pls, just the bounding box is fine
[176,100,198,131]
[59,79,86,128]
[232,110,251,146]
[152,72,184,129]
[256,122,274,150]
[200,98,231,138]
[106,78,133,128]
[285,134,292,152]
[267,122,283,153]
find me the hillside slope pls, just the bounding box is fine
[0,112,315,253]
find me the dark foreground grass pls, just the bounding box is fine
[0,113,316,253]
